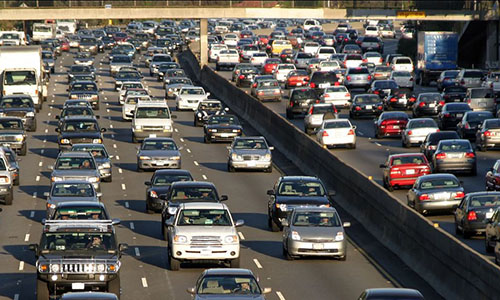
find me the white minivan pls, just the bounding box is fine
[132,101,175,143]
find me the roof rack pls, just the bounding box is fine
[43,220,116,232]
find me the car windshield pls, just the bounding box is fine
[135,107,170,119]
[0,119,22,130]
[199,102,222,110]
[469,195,500,208]
[170,186,217,201]
[170,78,192,85]
[116,72,141,80]
[233,138,267,150]
[177,209,231,226]
[391,155,426,165]
[0,97,33,108]
[420,178,459,189]
[277,180,325,196]
[54,206,105,220]
[197,275,261,295]
[0,158,6,170]
[142,140,177,150]
[292,211,340,227]
[444,86,466,93]
[72,146,107,158]
[153,56,172,62]
[439,141,471,151]
[123,83,143,89]
[355,95,379,104]
[55,157,96,170]
[40,232,116,252]
[61,107,93,117]
[152,173,192,186]
[71,83,97,91]
[208,115,238,125]
[408,119,437,129]
[52,183,95,197]
[63,121,98,132]
[4,70,36,85]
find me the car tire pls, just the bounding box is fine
[168,251,180,271]
[4,189,13,205]
[36,278,49,300]
[162,225,169,241]
[284,247,294,261]
[19,143,27,156]
[286,110,293,119]
[229,257,240,268]
[14,177,19,186]
[265,166,272,173]
[486,237,494,253]
[375,131,381,139]
[107,276,121,298]
[137,165,143,172]
[29,122,37,132]
[269,216,280,232]
[103,176,112,183]
[462,229,471,239]
[349,143,356,149]
[228,163,235,172]
[339,254,347,261]
[454,222,461,235]
[403,139,410,148]
[216,64,220,71]
[146,202,153,214]
[94,104,100,111]
[204,135,211,144]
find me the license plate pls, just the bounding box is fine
[149,134,157,138]
[296,83,302,86]
[220,133,230,137]
[392,125,400,129]
[398,99,406,103]
[429,103,436,108]
[319,83,330,88]
[313,243,324,250]
[365,105,372,109]
[200,249,211,256]
[434,192,450,200]
[479,102,487,107]
[247,161,257,167]
[448,153,462,158]
[487,212,494,219]
[72,283,85,290]
[456,113,463,118]
[406,169,415,175]
[154,161,166,166]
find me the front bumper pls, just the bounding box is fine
[229,160,271,170]
[133,130,173,141]
[206,132,240,142]
[177,100,199,111]
[138,158,180,169]
[37,273,118,292]
[319,136,356,146]
[287,239,346,257]
[171,243,240,261]
[416,199,461,212]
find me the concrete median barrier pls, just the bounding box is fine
[178,50,500,299]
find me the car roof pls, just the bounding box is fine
[419,173,458,180]
[181,202,226,210]
[56,201,105,208]
[72,143,106,149]
[279,176,320,182]
[142,137,175,143]
[153,169,192,176]
[52,180,95,185]
[466,191,500,197]
[204,268,254,276]
[292,206,337,213]
[136,102,169,108]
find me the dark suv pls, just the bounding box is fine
[29,220,127,299]
[308,71,338,94]
[0,95,37,131]
[286,87,318,119]
[55,116,106,151]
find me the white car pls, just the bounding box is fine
[122,95,152,121]
[391,56,414,73]
[316,46,336,60]
[223,33,239,48]
[316,119,356,149]
[303,42,320,55]
[208,44,228,62]
[274,64,296,82]
[118,82,146,105]
[317,60,341,72]
[380,26,396,38]
[175,86,210,111]
[344,54,363,69]
[250,52,268,67]
[320,85,351,108]
[363,52,383,66]
[364,26,380,37]
[401,118,439,148]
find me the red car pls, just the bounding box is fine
[374,111,409,139]
[381,153,431,191]
[258,35,269,48]
[285,69,310,89]
[60,39,70,52]
[113,32,128,42]
[262,58,281,74]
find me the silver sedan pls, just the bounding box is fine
[227,136,273,173]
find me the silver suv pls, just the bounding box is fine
[344,67,372,91]
[165,202,244,271]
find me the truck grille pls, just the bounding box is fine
[41,258,120,274]
[243,155,260,161]
[190,236,221,245]
[143,126,163,131]
[0,135,17,142]
[71,138,93,144]
[76,94,93,99]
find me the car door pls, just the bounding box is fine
[454,196,467,227]
[486,161,500,190]
[407,180,418,206]
[486,209,499,244]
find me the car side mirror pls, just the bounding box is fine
[187,287,196,295]
[95,115,100,119]
[171,115,177,119]
[97,192,103,197]
[220,195,228,201]
[144,181,152,186]
[55,128,60,132]
[43,192,50,197]
[29,244,38,252]
[352,125,357,130]
[112,218,121,225]
[281,219,289,227]
[235,219,245,227]
[267,189,275,195]
[328,190,336,197]
[379,164,386,168]
[343,222,351,228]
[119,243,128,252]
[206,92,211,97]
[100,128,107,132]
[262,288,272,294]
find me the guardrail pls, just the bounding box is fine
[178,49,500,300]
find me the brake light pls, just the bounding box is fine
[355,106,361,111]
[460,79,465,85]
[419,194,430,201]
[467,211,477,221]
[346,75,351,81]
[345,93,351,97]
[239,75,245,79]
[439,101,445,106]
[362,59,367,63]
[310,82,316,88]
[465,122,470,129]
[419,102,426,107]
[455,191,465,199]
[377,105,383,110]
[322,131,329,137]
[308,107,314,114]
[465,152,475,158]
[484,130,492,136]
[315,99,320,103]
[367,75,372,80]
[348,129,355,135]
[390,97,397,102]
[252,83,257,88]
[289,101,294,107]
[374,90,380,94]
[409,97,416,102]
[407,130,412,135]
[435,153,446,159]
[334,82,340,86]
[323,94,330,98]
[444,113,450,117]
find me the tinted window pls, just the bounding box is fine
[419,178,459,189]
[470,89,494,98]
[324,121,351,129]
[438,140,472,151]
[463,71,483,78]
[292,211,341,227]
[291,89,316,100]
[277,180,325,196]
[349,68,369,74]
[391,155,426,165]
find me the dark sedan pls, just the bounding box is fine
[203,114,242,143]
[432,139,477,175]
[144,169,193,213]
[267,176,334,231]
[358,288,424,300]
[349,94,383,119]
[455,192,500,238]
[55,116,105,151]
[384,88,416,110]
[194,100,224,127]
[420,131,460,161]
[368,80,398,100]
[68,81,100,110]
[407,173,464,214]
[286,88,319,119]
[437,102,472,130]
[485,159,500,191]
[457,111,493,140]
[485,207,500,255]
[441,85,467,103]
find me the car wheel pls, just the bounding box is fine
[228,163,235,172]
[265,166,272,173]
[132,136,138,143]
[204,135,211,144]
[137,165,143,172]
[349,143,356,149]
[339,253,347,261]
[375,131,381,139]
[168,251,180,271]
[269,217,280,232]
[146,202,153,214]
[14,177,19,186]
[403,139,410,148]
[229,257,240,268]
[4,189,13,205]
[19,143,27,156]
[486,236,494,253]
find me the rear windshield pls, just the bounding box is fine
[292,89,316,100]
[485,119,500,129]
[354,95,379,104]
[381,112,408,120]
[311,72,337,82]
[420,178,459,189]
[395,58,411,64]
[319,48,335,54]
[465,112,493,122]
[470,89,494,98]
[438,140,472,151]
[444,86,466,93]
[391,155,426,165]
[349,68,369,74]
[419,94,442,102]
[468,195,500,208]
[444,104,471,111]
[428,132,459,143]
[408,119,437,129]
[374,81,398,89]
[463,71,483,78]
[312,105,335,114]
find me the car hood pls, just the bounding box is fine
[174,225,236,236]
[138,149,180,157]
[60,132,102,139]
[291,225,342,239]
[232,149,269,156]
[48,196,99,203]
[70,90,98,95]
[195,295,265,300]
[275,196,330,205]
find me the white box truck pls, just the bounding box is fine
[0,46,47,109]
[32,23,56,43]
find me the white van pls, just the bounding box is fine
[391,56,414,73]
[316,46,336,60]
[132,102,175,143]
[303,19,322,31]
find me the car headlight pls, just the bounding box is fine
[335,232,344,241]
[26,112,35,117]
[139,156,151,160]
[135,125,142,130]
[0,112,5,117]
[232,129,240,133]
[164,125,172,130]
[101,162,111,169]
[231,153,242,161]
[149,190,158,198]
[170,156,181,160]
[60,139,70,144]
[209,129,217,132]
[96,263,105,273]
[38,264,49,273]
[291,231,301,241]
[167,206,178,215]
[224,235,238,243]
[15,135,24,142]
[276,203,287,211]
[197,112,202,117]
[92,138,102,144]
[70,94,78,99]
[0,176,10,184]
[107,262,120,272]
[51,176,62,182]
[262,154,271,161]
[173,235,188,243]
[88,177,100,183]
[168,88,173,92]
[319,204,331,208]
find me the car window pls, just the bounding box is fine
[484,119,500,129]
[52,183,94,197]
[197,275,260,295]
[469,195,500,208]
[55,157,96,170]
[419,178,459,189]
[208,115,238,125]
[438,141,471,151]
[177,209,231,226]
[470,89,494,98]
[408,119,437,129]
[141,140,177,150]
[63,120,98,132]
[72,146,106,158]
[324,121,350,129]
[54,206,105,220]
[135,107,170,119]
[170,186,216,201]
[0,97,33,108]
[152,174,192,185]
[291,89,316,100]
[354,95,379,104]
[391,155,425,165]
[233,138,267,150]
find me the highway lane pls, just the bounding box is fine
[0,40,437,300]
[204,35,500,259]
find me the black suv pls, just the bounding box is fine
[68,81,100,110]
[0,117,27,155]
[30,220,127,299]
[56,116,106,151]
[0,95,37,131]
[286,87,319,119]
[308,71,338,94]
[144,169,193,213]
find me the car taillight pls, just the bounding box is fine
[308,107,314,114]
[310,82,316,88]
[444,113,450,117]
[390,168,401,175]
[379,58,383,63]
[309,64,314,68]
[252,83,257,88]
[419,102,426,107]
[467,210,477,221]
[484,130,492,136]
[465,152,475,158]
[334,82,340,86]
[377,105,383,110]
[419,194,430,201]
[362,59,367,63]
[460,79,465,85]
[390,97,397,102]
[345,93,351,98]
[367,75,372,80]
[407,130,413,135]
[465,122,470,129]
[409,97,416,102]
[348,129,355,135]
[322,131,329,137]
[374,90,380,94]
[455,191,465,199]
[315,99,320,103]
[439,101,445,106]
[323,94,330,98]
[355,106,361,111]
[467,98,471,104]
[346,75,351,81]
[239,75,245,79]
[435,153,446,159]
[289,101,294,107]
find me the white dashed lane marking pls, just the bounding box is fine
[18,261,24,271]
[35,176,40,182]
[24,234,29,242]
[276,291,286,300]
[141,277,148,288]
[202,175,208,180]
[125,201,129,208]
[238,232,245,240]
[135,247,140,257]
[194,161,199,166]
[121,184,126,190]
[253,258,263,269]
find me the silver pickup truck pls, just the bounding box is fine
[165,202,244,271]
